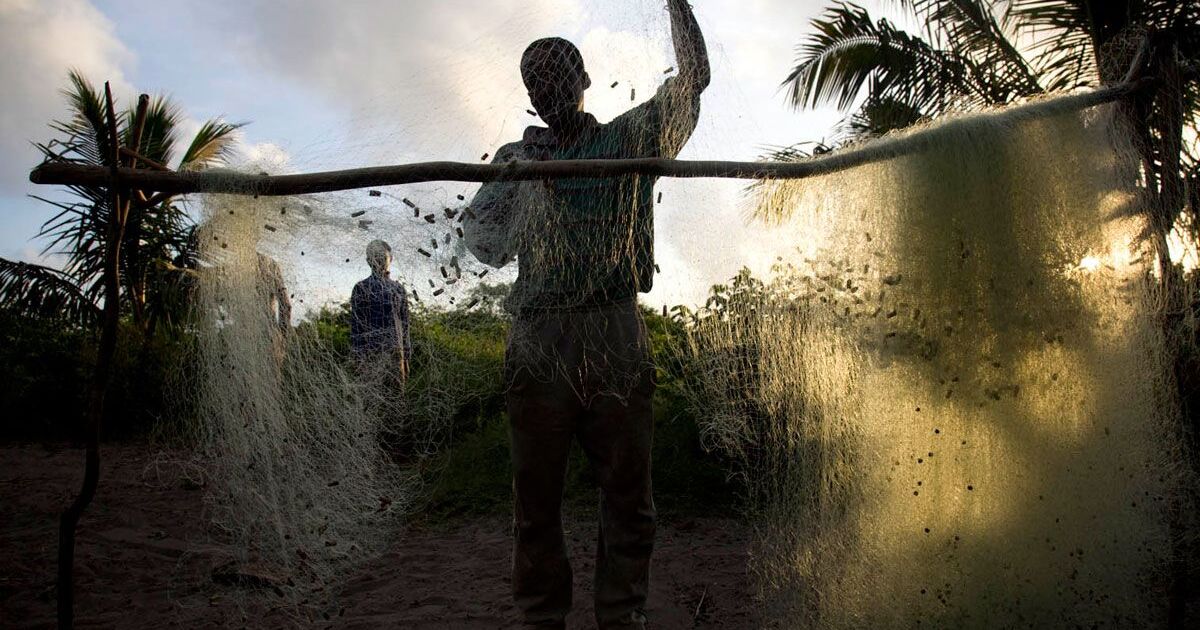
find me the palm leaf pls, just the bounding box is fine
[179,119,247,171]
[1005,0,1170,87]
[910,0,1043,98]
[836,91,928,139]
[59,69,112,166]
[0,257,99,327]
[783,3,1003,116]
[129,96,183,167]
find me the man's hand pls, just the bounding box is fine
[666,0,710,91]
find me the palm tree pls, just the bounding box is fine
[0,70,243,334]
[2,71,244,629]
[781,0,1197,259]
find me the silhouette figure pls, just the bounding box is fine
[464,2,710,627]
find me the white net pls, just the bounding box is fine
[162,1,1191,626]
[683,106,1186,627]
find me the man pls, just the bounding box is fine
[464,3,709,627]
[350,239,412,381]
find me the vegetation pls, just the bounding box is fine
[781,1,1197,270]
[0,289,743,518]
[0,70,243,335]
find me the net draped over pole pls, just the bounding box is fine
[27,77,1157,194]
[25,16,1192,626]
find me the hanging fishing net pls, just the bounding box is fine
[163,1,1190,626]
[683,104,1186,628]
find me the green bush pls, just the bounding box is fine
[0,311,196,441]
[1,294,742,517]
[421,305,741,519]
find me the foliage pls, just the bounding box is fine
[0,310,196,441]
[1,70,244,333]
[0,258,99,327]
[779,0,1199,205]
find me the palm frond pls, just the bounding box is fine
[1008,0,1119,88]
[129,95,184,167]
[836,91,928,140]
[178,119,247,171]
[913,0,1043,98]
[59,69,112,166]
[783,2,1005,115]
[759,141,837,162]
[0,257,99,327]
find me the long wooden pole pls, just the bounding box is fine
[28,77,1156,196]
[56,89,148,630]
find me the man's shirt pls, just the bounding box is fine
[350,272,412,361]
[464,77,702,314]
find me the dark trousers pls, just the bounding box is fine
[506,299,656,629]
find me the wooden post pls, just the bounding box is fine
[56,87,148,630]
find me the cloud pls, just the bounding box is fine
[217,0,585,163]
[211,0,836,307]
[0,0,136,194]
[234,141,293,173]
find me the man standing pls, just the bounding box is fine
[464,2,709,627]
[350,239,412,381]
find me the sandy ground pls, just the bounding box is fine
[1,444,757,629]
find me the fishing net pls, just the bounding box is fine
[179,2,711,620]
[167,1,1190,626]
[682,105,1187,627]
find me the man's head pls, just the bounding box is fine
[365,239,392,275]
[521,37,590,130]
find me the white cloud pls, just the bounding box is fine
[234,141,293,173]
[219,0,591,166]
[0,0,136,194]
[206,0,852,307]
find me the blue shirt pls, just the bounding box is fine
[350,272,412,361]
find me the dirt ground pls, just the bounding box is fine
[1,444,758,629]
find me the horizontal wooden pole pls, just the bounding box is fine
[27,77,1154,197]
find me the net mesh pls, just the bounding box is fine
[165,2,1191,626]
[684,106,1184,627]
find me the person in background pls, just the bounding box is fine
[463,1,710,627]
[350,239,412,381]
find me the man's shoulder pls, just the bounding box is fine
[493,135,537,162]
[352,276,382,295]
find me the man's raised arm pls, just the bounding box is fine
[668,0,710,92]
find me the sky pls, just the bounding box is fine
[0,0,909,310]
